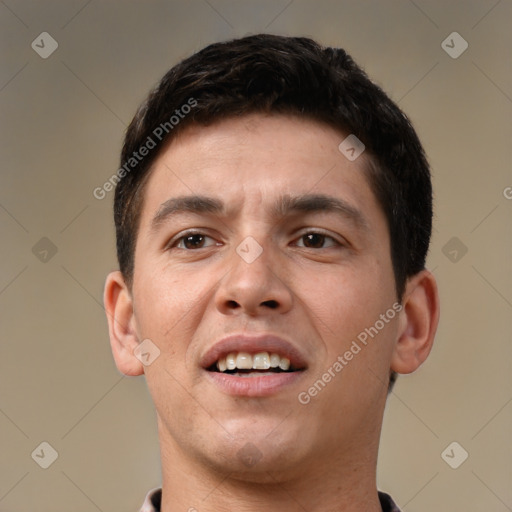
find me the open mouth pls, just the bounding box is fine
[207,351,303,377]
[201,335,308,395]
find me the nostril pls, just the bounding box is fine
[223,299,279,311]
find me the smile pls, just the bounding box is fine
[213,351,294,374]
[201,335,308,397]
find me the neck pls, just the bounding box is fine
[158,423,383,512]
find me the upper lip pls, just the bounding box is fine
[200,334,308,370]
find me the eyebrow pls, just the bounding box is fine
[271,193,369,230]
[151,195,224,232]
[150,193,369,232]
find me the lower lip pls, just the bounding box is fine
[205,370,305,397]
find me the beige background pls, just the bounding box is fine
[1,1,511,511]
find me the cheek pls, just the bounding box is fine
[132,263,206,343]
[304,259,398,372]
[307,262,386,329]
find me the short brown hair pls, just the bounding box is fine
[114,33,432,305]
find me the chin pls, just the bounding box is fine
[197,425,311,482]
[206,451,304,484]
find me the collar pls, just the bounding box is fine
[139,488,401,511]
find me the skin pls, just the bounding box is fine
[104,113,440,512]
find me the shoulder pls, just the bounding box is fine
[139,487,162,512]
[378,491,401,512]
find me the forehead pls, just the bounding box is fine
[138,113,384,231]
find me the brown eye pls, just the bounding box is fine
[304,233,324,248]
[296,232,338,249]
[183,234,205,249]
[173,233,217,250]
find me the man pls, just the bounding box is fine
[104,34,439,511]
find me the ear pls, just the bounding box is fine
[391,269,440,374]
[104,271,144,376]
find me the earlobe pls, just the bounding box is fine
[391,269,440,375]
[104,271,144,376]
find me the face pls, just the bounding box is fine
[117,114,404,479]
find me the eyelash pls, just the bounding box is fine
[170,231,219,250]
[168,230,342,250]
[294,230,341,249]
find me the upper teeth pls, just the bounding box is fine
[217,352,290,372]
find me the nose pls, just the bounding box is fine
[214,238,293,317]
